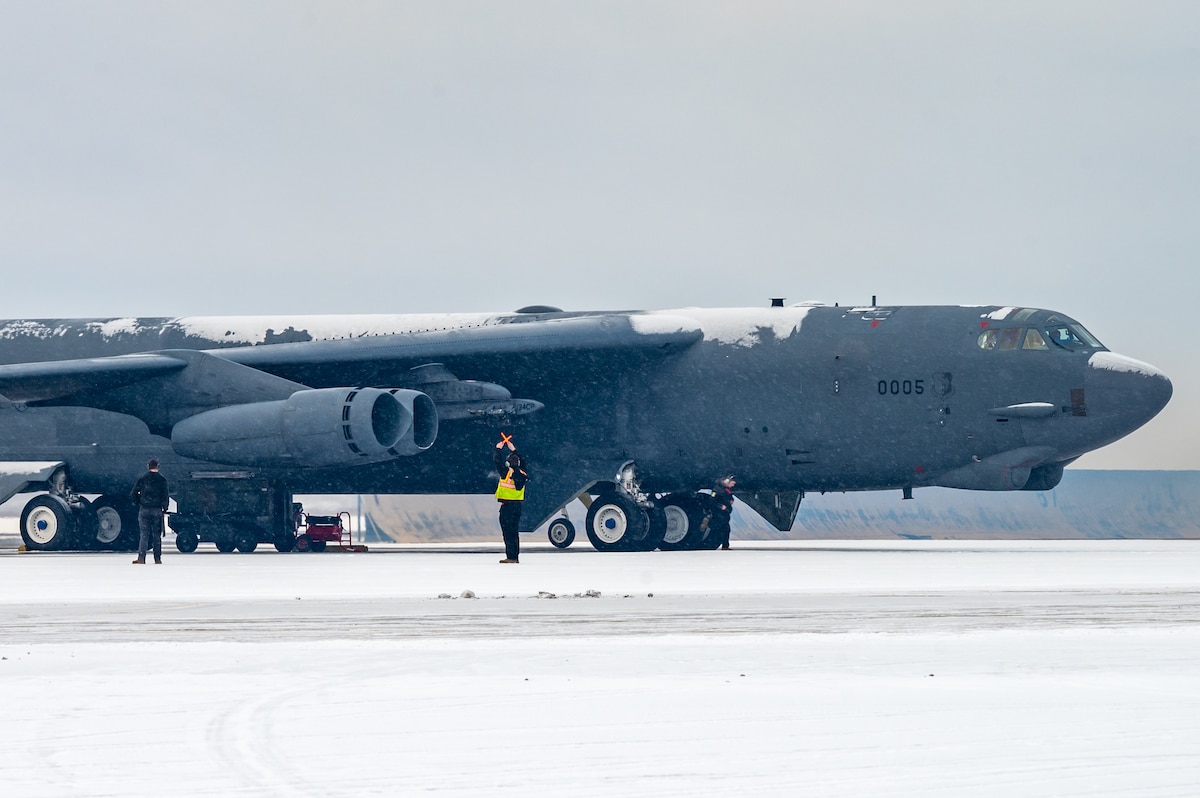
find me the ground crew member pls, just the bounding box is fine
[129,459,170,564]
[710,474,736,550]
[493,433,528,563]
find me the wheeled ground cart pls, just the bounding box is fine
[293,510,365,552]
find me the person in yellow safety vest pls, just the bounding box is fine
[493,433,528,563]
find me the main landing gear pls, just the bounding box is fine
[19,468,139,552]
[554,462,726,552]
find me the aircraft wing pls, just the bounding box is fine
[0,314,702,429]
[212,313,703,384]
[0,461,67,505]
[0,353,187,404]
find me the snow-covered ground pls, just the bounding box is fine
[2,541,1199,797]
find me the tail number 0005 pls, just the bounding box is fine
[878,379,924,396]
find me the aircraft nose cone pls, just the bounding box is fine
[1086,352,1173,435]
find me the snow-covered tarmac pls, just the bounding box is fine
[2,540,1199,797]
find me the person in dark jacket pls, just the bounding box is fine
[493,434,528,563]
[710,474,736,550]
[129,459,170,564]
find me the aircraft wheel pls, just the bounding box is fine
[94,497,127,549]
[71,497,99,550]
[20,494,76,551]
[215,539,236,553]
[547,518,575,549]
[658,495,705,550]
[175,531,199,553]
[310,540,327,553]
[274,535,296,553]
[94,495,139,551]
[640,505,667,551]
[233,530,258,553]
[585,492,647,552]
[294,534,312,552]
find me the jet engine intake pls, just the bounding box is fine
[171,387,438,467]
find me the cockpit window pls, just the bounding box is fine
[977,327,1025,350]
[1022,328,1049,350]
[997,328,1022,351]
[1012,308,1039,322]
[1045,324,1103,351]
[1073,324,1103,348]
[978,325,1088,352]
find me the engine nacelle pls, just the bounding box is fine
[929,446,1056,491]
[1019,462,1067,492]
[170,387,437,468]
[384,388,440,455]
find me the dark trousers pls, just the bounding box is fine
[137,508,164,561]
[499,500,522,560]
[711,511,731,547]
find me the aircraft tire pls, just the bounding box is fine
[20,494,77,551]
[215,539,236,553]
[585,492,647,552]
[640,505,668,551]
[547,518,575,549]
[71,497,100,550]
[175,531,199,553]
[658,495,706,551]
[93,497,127,550]
[274,535,296,553]
[21,494,78,552]
[233,530,258,553]
[93,495,139,551]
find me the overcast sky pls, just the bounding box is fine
[0,2,1195,469]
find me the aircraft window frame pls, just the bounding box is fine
[1013,308,1038,322]
[977,329,999,350]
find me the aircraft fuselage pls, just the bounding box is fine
[0,304,1171,547]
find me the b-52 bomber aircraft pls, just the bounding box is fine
[0,301,1172,553]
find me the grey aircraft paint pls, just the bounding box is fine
[0,303,1171,553]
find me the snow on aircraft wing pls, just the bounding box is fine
[0,314,702,406]
[211,313,704,376]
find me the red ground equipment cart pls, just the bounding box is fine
[294,510,355,553]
